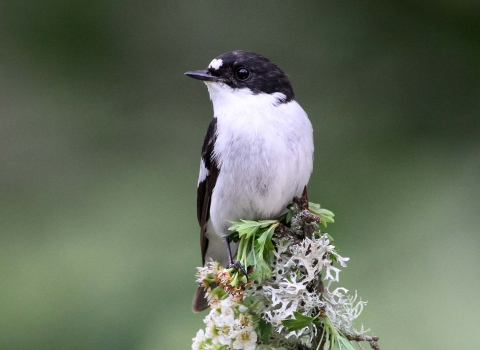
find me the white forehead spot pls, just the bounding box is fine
[208,58,223,70]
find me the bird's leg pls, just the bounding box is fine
[224,237,248,277]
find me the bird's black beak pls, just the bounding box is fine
[184,70,220,82]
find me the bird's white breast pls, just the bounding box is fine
[205,83,314,237]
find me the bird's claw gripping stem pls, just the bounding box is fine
[224,237,249,280]
[229,260,248,278]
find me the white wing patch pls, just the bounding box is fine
[198,158,210,185]
[208,58,223,70]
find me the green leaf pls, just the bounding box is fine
[246,246,256,268]
[209,286,227,299]
[337,336,356,350]
[256,224,278,254]
[257,319,272,343]
[228,219,279,283]
[282,312,318,331]
[286,208,293,224]
[309,202,335,228]
[251,223,278,281]
[258,219,278,228]
[228,220,263,239]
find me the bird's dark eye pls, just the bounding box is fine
[236,68,249,80]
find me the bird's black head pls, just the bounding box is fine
[185,50,295,103]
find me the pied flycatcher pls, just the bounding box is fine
[185,50,314,312]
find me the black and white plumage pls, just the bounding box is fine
[185,50,314,312]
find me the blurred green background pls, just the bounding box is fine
[1,1,479,349]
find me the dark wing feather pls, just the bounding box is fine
[197,117,220,265]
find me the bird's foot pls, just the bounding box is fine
[229,260,248,280]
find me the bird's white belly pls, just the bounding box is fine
[209,132,311,236]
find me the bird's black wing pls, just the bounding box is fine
[197,117,220,265]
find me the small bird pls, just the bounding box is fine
[185,50,314,312]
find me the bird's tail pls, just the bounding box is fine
[192,284,209,312]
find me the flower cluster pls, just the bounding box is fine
[192,202,373,350]
[193,264,257,350]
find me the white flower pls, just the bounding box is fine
[204,309,220,327]
[191,329,205,350]
[215,313,235,345]
[232,328,257,350]
[196,266,210,283]
[207,293,222,309]
[233,314,254,332]
[216,323,235,346]
[220,299,236,319]
[204,319,216,342]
